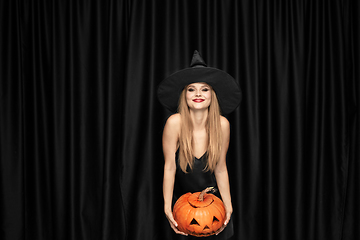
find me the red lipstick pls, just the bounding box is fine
[193,99,204,103]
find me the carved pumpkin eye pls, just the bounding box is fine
[190,218,200,226]
[213,216,219,223]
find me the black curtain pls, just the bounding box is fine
[1,1,359,240]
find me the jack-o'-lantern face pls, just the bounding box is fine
[186,215,223,236]
[173,188,226,237]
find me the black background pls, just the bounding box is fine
[1,0,359,240]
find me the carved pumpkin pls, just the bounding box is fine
[173,187,225,237]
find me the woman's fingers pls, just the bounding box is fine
[169,222,188,236]
[165,212,178,227]
[215,224,226,235]
[216,212,232,235]
[224,212,231,225]
[165,212,188,236]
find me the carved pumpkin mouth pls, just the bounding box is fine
[203,225,210,230]
[187,229,218,237]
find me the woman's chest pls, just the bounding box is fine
[192,130,208,157]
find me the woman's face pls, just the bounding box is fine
[185,82,212,110]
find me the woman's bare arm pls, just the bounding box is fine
[214,116,233,231]
[162,114,187,235]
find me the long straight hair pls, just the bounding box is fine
[178,86,222,173]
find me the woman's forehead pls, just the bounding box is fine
[187,82,211,88]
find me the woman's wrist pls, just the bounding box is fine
[164,204,172,213]
[224,203,233,213]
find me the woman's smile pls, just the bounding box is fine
[193,98,205,103]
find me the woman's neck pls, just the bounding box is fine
[189,109,208,130]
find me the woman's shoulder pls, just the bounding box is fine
[220,116,230,134]
[220,115,230,127]
[163,114,181,139]
[165,113,181,127]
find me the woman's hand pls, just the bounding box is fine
[164,209,188,236]
[215,206,232,235]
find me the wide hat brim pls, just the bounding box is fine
[157,57,242,115]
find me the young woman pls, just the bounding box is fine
[158,51,241,239]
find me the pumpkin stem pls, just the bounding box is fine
[198,187,216,202]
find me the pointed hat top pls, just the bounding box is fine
[190,50,207,67]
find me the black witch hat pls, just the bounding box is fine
[157,51,242,114]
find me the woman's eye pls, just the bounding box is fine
[202,88,209,92]
[188,88,195,92]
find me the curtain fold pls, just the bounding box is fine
[0,1,24,239]
[1,0,359,240]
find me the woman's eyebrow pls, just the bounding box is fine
[187,84,210,88]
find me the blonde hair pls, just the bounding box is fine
[178,85,222,173]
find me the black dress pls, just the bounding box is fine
[172,153,234,240]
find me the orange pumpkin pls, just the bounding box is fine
[173,187,226,237]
